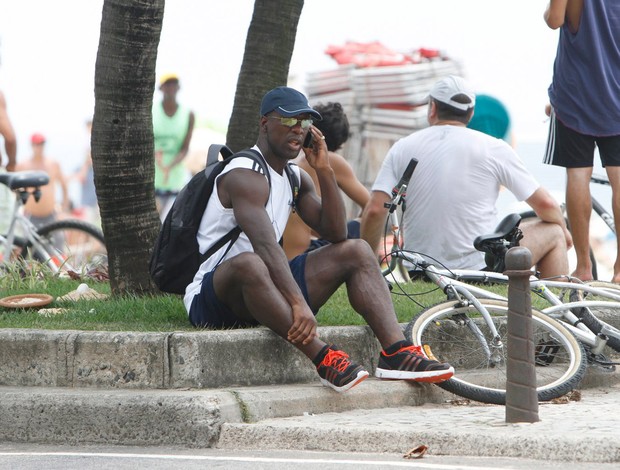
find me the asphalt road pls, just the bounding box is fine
[1,444,618,470]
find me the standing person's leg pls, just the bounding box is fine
[566,166,594,280]
[544,112,595,281]
[605,166,620,282]
[598,135,620,282]
[304,239,454,382]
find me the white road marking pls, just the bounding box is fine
[0,451,511,469]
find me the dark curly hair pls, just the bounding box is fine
[312,102,350,152]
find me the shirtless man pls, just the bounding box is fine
[0,89,17,172]
[16,133,69,227]
[283,102,369,259]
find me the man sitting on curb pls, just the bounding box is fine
[361,75,572,278]
[183,86,454,392]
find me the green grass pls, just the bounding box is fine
[0,260,519,332]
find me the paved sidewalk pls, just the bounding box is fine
[218,381,620,464]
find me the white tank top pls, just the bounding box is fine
[183,148,299,310]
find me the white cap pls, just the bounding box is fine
[429,75,476,111]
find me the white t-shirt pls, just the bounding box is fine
[183,148,299,312]
[372,125,539,270]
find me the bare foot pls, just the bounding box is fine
[570,269,594,282]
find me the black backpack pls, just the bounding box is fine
[150,144,299,295]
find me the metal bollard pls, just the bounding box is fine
[504,246,539,423]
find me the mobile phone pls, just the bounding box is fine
[303,131,313,148]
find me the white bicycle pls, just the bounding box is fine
[0,170,107,277]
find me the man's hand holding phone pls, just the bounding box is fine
[303,130,314,149]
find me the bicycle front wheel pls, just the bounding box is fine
[33,219,107,276]
[404,299,586,405]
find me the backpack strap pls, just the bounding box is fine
[198,148,270,265]
[198,148,300,265]
[284,163,300,212]
[205,144,234,167]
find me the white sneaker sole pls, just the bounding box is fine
[320,369,370,392]
[375,366,454,383]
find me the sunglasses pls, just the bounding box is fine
[267,116,313,129]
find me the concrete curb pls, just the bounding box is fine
[0,325,381,389]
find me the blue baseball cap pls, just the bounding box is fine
[260,86,322,120]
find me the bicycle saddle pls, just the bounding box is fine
[0,171,49,190]
[473,213,522,252]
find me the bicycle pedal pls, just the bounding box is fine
[535,340,560,366]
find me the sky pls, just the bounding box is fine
[0,0,560,174]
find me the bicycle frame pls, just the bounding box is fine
[391,249,620,356]
[0,201,68,271]
[1,180,73,272]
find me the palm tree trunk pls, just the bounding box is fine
[226,0,304,151]
[92,0,164,295]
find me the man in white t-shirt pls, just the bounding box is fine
[361,75,572,278]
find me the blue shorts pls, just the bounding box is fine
[305,219,360,253]
[188,253,312,328]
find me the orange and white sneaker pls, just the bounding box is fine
[375,342,454,383]
[313,344,369,393]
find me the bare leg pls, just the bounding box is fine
[566,167,594,280]
[304,239,405,349]
[213,252,326,360]
[520,219,568,278]
[605,166,620,282]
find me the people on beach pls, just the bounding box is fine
[361,75,572,279]
[153,73,195,221]
[542,0,620,283]
[466,93,515,147]
[73,119,99,225]
[282,101,369,259]
[15,133,70,227]
[0,89,16,172]
[183,86,454,392]
[0,88,17,233]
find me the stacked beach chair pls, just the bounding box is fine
[305,42,463,201]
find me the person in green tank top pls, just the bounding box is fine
[153,73,195,220]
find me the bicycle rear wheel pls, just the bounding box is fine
[31,219,107,277]
[569,281,620,352]
[404,299,586,405]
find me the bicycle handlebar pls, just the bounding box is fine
[391,158,418,198]
[386,158,418,213]
[591,174,610,186]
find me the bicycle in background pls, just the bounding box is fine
[0,170,107,278]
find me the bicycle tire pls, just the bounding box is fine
[519,210,598,280]
[30,219,107,276]
[404,299,586,405]
[569,280,620,352]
